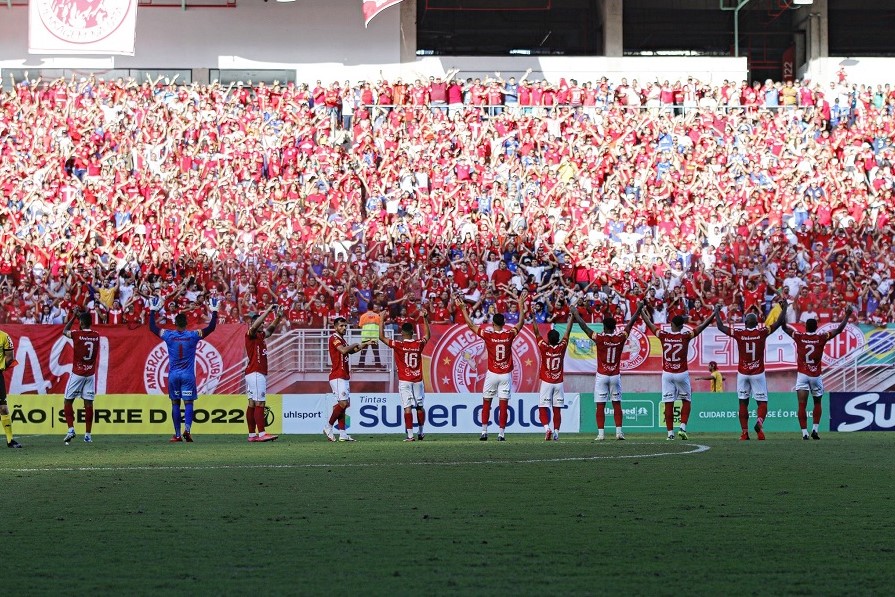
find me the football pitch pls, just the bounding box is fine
[4,433,894,595]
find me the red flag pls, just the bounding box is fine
[363,0,404,27]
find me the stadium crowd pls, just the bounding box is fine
[2,70,895,329]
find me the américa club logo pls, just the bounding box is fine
[36,0,133,44]
[621,326,650,370]
[428,327,541,393]
[144,341,224,395]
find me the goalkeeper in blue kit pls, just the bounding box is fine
[149,295,220,442]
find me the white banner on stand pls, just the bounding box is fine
[30,0,137,56]
[282,393,581,434]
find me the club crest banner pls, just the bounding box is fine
[29,0,137,56]
[0,324,246,395]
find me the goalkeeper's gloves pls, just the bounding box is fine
[209,296,221,312]
[149,296,162,311]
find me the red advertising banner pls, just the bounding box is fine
[363,0,403,27]
[554,323,867,376]
[419,323,876,392]
[1,324,246,395]
[421,325,544,394]
[2,323,883,396]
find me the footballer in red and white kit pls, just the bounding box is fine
[62,311,101,445]
[455,292,527,441]
[533,314,573,441]
[641,306,716,440]
[324,317,376,442]
[781,306,853,439]
[572,303,644,440]
[716,302,787,440]
[380,309,431,441]
[244,304,285,443]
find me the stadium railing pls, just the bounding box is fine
[823,341,895,393]
[213,328,397,395]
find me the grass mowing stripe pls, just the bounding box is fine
[6,434,894,594]
[6,441,710,472]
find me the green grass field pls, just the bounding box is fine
[4,432,894,595]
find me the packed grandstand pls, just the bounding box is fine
[1,73,893,329]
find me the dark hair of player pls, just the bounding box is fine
[672,315,685,328]
[401,322,415,336]
[547,329,560,345]
[78,313,92,329]
[602,316,616,331]
[805,318,818,332]
[175,313,188,329]
[333,317,347,326]
[493,313,505,326]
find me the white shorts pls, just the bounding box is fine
[594,373,622,403]
[737,373,768,402]
[399,380,425,409]
[330,378,350,403]
[483,371,512,400]
[538,382,565,407]
[64,373,95,401]
[246,372,267,402]
[794,373,824,397]
[661,372,692,403]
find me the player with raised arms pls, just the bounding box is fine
[780,305,853,440]
[148,294,220,442]
[640,305,716,440]
[455,291,527,441]
[572,302,643,440]
[715,301,787,440]
[245,303,285,443]
[379,308,431,441]
[532,313,573,441]
[324,317,377,442]
[62,310,101,445]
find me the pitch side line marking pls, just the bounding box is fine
[7,443,710,473]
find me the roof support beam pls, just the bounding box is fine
[720,0,751,58]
